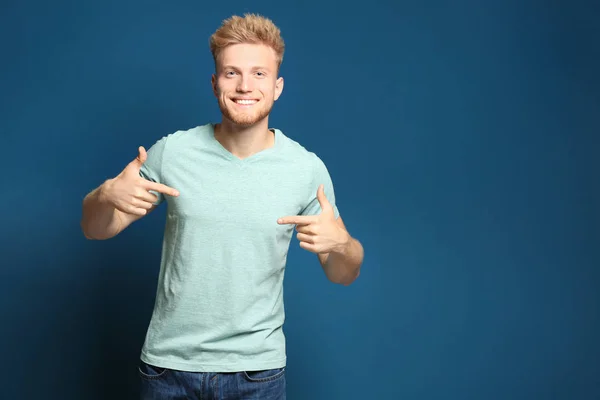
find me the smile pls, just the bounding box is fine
[233,99,258,105]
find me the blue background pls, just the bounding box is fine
[1,0,599,399]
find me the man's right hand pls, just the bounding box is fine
[101,146,179,216]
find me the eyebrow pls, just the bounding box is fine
[222,65,271,72]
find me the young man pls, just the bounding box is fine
[81,13,363,400]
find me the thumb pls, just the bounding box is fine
[133,146,147,168]
[317,184,333,213]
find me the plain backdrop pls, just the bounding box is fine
[1,0,599,399]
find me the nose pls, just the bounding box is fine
[236,74,253,92]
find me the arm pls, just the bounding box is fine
[81,146,178,240]
[81,180,155,240]
[317,216,363,286]
[278,185,364,286]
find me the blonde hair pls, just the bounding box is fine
[209,13,285,71]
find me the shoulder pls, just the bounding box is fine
[275,128,326,169]
[159,124,212,146]
[145,124,212,154]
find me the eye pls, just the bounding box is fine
[226,71,236,77]
[255,71,266,77]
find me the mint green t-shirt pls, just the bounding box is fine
[138,123,339,372]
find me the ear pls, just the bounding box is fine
[274,76,284,101]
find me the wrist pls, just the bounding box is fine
[98,179,115,205]
[333,230,352,255]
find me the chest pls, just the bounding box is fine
[162,158,311,230]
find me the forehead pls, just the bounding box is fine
[217,43,278,70]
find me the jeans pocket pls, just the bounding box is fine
[138,360,169,380]
[243,367,285,383]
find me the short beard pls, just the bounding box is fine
[219,100,273,127]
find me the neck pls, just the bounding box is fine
[214,117,274,159]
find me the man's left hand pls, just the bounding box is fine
[277,184,349,254]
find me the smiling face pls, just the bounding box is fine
[212,43,284,127]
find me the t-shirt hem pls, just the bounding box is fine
[140,351,287,373]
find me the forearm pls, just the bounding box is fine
[80,180,122,240]
[323,235,364,286]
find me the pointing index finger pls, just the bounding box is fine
[277,215,317,225]
[143,180,180,197]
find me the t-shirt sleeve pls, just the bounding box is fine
[300,155,340,219]
[139,136,168,206]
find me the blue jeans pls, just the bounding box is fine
[138,359,286,400]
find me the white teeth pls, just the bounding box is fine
[235,99,257,105]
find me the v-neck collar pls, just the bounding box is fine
[208,123,281,164]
